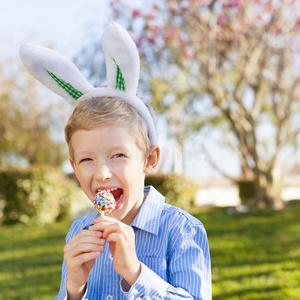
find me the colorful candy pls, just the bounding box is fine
[93,190,116,215]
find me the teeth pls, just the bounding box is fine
[98,188,117,193]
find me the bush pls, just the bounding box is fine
[236,179,255,205]
[0,166,77,225]
[145,173,198,209]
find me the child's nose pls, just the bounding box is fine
[95,163,112,182]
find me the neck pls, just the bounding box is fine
[121,192,147,225]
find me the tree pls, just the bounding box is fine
[108,0,300,208]
[0,58,66,167]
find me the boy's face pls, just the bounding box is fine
[69,124,157,225]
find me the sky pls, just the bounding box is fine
[0,0,110,56]
[0,0,243,179]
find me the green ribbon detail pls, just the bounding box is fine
[113,59,126,92]
[47,71,83,100]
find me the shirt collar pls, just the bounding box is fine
[131,185,165,236]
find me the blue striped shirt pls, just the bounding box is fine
[54,186,211,300]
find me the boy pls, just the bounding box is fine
[20,23,211,299]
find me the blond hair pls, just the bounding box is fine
[65,96,153,159]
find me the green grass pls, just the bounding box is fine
[1,202,300,299]
[0,221,72,299]
[192,201,300,299]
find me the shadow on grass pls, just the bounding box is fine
[192,202,300,299]
[213,286,283,300]
[0,220,71,299]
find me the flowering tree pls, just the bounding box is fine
[108,0,300,208]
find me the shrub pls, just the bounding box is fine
[145,173,198,209]
[0,166,77,225]
[236,179,255,205]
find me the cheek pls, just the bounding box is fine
[76,165,93,181]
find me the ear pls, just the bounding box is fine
[144,145,160,174]
[69,157,79,179]
[101,22,140,95]
[20,43,93,105]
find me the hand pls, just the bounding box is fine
[91,216,141,286]
[63,229,106,299]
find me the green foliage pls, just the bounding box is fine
[0,166,76,225]
[237,179,255,205]
[0,65,67,167]
[145,173,198,209]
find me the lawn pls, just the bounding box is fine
[192,201,300,299]
[1,202,300,299]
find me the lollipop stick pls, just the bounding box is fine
[101,211,105,216]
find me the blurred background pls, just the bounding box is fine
[0,0,300,299]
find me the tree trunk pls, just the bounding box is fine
[252,173,284,209]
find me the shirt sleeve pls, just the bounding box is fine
[120,222,212,300]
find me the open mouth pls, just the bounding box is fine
[111,188,123,203]
[97,188,123,203]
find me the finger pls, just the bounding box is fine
[106,232,126,245]
[64,236,106,256]
[64,235,106,253]
[93,215,118,224]
[89,218,120,232]
[82,223,96,230]
[66,241,105,255]
[67,251,101,266]
[64,246,104,269]
[80,229,103,238]
[102,222,133,240]
[67,229,103,246]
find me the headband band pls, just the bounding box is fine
[19,22,157,145]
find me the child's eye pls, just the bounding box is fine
[113,153,126,158]
[79,158,92,163]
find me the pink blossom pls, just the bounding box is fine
[132,9,141,18]
[130,31,139,43]
[223,0,239,8]
[146,20,157,31]
[149,10,157,19]
[184,48,195,59]
[169,1,178,12]
[148,35,156,44]
[198,34,205,42]
[217,14,226,27]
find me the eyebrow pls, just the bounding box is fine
[74,145,129,158]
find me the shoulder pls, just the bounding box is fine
[160,204,209,255]
[66,211,99,242]
[161,203,208,237]
[162,203,204,227]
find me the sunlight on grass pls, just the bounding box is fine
[192,202,300,299]
[0,221,71,299]
[1,202,300,299]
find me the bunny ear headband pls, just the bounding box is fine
[19,22,157,145]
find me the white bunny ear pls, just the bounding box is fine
[20,43,93,105]
[101,22,140,95]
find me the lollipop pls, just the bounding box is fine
[93,190,116,216]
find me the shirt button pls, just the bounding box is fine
[135,298,142,300]
[109,253,113,260]
[106,295,113,300]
